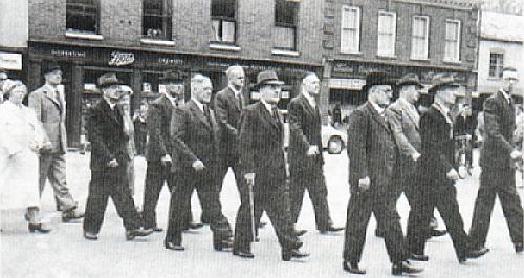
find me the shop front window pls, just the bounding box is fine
[274,0,299,50]
[66,0,100,34]
[143,0,173,40]
[211,0,236,44]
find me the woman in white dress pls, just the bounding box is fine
[0,80,51,233]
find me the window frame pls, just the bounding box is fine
[444,19,461,63]
[273,0,299,51]
[340,5,361,54]
[142,0,173,41]
[410,15,430,60]
[211,0,238,45]
[66,0,101,35]
[377,11,397,58]
[488,51,504,79]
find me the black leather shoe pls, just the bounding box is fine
[430,229,447,237]
[153,227,163,232]
[466,247,490,259]
[165,240,184,251]
[62,210,85,223]
[320,226,344,234]
[293,229,307,236]
[391,261,423,276]
[343,261,366,275]
[289,240,304,250]
[189,222,204,230]
[28,223,51,233]
[515,242,523,254]
[126,228,154,240]
[214,238,233,251]
[84,231,98,240]
[410,253,429,261]
[374,229,385,238]
[233,249,255,258]
[282,249,309,261]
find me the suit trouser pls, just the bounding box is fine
[343,186,409,264]
[83,165,141,233]
[234,179,299,252]
[215,155,242,194]
[407,179,469,260]
[469,168,524,247]
[39,153,76,211]
[165,167,230,244]
[143,161,177,229]
[289,162,332,230]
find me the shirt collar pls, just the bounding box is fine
[191,98,204,112]
[165,94,176,107]
[104,97,116,110]
[432,102,453,123]
[302,90,316,107]
[259,98,272,113]
[368,100,385,115]
[228,85,242,98]
[500,89,512,103]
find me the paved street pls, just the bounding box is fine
[1,150,523,278]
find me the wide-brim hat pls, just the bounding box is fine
[428,74,461,94]
[256,70,284,89]
[159,69,184,83]
[361,71,394,93]
[97,72,125,88]
[396,73,423,88]
[42,62,62,75]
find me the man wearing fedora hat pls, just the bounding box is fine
[83,72,153,240]
[233,70,308,261]
[408,73,489,263]
[28,62,84,222]
[143,69,202,232]
[469,66,524,254]
[343,71,421,275]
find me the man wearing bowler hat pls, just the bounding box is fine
[407,73,489,263]
[343,71,421,275]
[83,72,153,240]
[28,62,84,222]
[143,69,202,232]
[233,70,308,261]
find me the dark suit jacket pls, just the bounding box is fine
[170,100,219,172]
[347,102,397,193]
[418,105,457,183]
[145,95,175,162]
[287,95,323,172]
[239,102,287,189]
[480,91,516,170]
[214,86,244,160]
[88,100,130,171]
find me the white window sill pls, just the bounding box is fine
[65,32,104,41]
[340,51,363,56]
[377,54,397,59]
[443,59,462,65]
[140,38,175,46]
[410,57,430,62]
[271,49,300,57]
[209,43,241,51]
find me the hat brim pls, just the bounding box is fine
[428,83,461,94]
[397,81,423,88]
[99,81,126,88]
[257,80,284,89]
[159,78,184,83]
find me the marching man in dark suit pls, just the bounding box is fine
[83,72,153,241]
[28,63,84,222]
[143,70,202,232]
[164,74,233,252]
[408,74,489,263]
[469,67,524,254]
[343,72,421,276]
[233,70,308,261]
[288,72,343,234]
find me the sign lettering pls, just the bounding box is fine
[109,51,135,66]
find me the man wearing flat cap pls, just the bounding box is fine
[408,73,489,263]
[343,71,421,275]
[143,70,202,232]
[469,66,524,254]
[28,63,84,222]
[83,72,153,241]
[233,70,308,261]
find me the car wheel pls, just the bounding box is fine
[327,136,343,154]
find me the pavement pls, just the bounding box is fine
[1,150,523,278]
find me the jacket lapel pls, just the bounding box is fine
[257,102,281,137]
[399,100,420,130]
[101,100,121,126]
[366,102,390,131]
[189,100,211,129]
[228,88,242,112]
[497,91,515,121]
[43,87,63,111]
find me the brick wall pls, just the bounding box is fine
[100,0,141,45]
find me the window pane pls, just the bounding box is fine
[222,20,236,42]
[276,0,298,26]
[211,0,236,18]
[66,0,98,33]
[274,26,295,49]
[212,19,221,41]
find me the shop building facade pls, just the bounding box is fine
[0,0,28,81]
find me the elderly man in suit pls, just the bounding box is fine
[164,74,233,252]
[469,67,524,254]
[83,72,153,241]
[343,72,421,276]
[28,63,84,222]
[143,70,202,232]
[408,74,489,263]
[233,70,308,261]
[287,72,343,235]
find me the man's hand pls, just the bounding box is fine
[358,176,371,192]
[307,145,320,156]
[510,150,523,160]
[160,154,172,165]
[107,159,119,168]
[192,160,205,171]
[446,169,460,180]
[244,173,255,185]
[411,152,421,162]
[458,166,467,179]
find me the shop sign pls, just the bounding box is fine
[333,62,354,73]
[329,78,365,90]
[158,57,184,66]
[0,53,22,70]
[50,49,86,59]
[109,51,134,66]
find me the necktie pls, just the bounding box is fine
[203,104,211,123]
[271,106,280,123]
